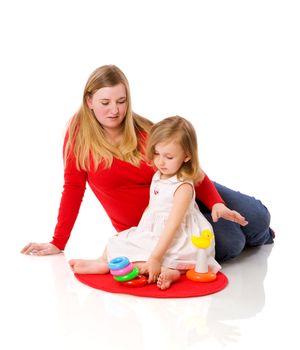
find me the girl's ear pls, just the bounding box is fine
[184,155,191,163]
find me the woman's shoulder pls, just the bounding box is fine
[136,129,149,154]
[133,113,153,131]
[137,129,149,139]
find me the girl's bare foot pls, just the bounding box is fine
[133,262,147,273]
[157,268,181,290]
[69,258,109,274]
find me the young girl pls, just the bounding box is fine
[69,116,221,290]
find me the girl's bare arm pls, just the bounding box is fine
[146,183,193,282]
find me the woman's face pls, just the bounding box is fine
[86,83,128,133]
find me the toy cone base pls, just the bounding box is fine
[186,268,217,282]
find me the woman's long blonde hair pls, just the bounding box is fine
[146,116,205,184]
[64,65,153,170]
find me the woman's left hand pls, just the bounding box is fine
[211,203,248,226]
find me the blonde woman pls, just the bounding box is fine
[21,65,273,261]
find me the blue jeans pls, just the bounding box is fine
[196,182,274,262]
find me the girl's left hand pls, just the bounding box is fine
[212,203,248,226]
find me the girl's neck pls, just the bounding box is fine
[160,172,177,180]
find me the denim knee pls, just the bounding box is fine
[242,203,271,243]
[213,182,271,230]
[210,218,246,261]
[215,233,245,262]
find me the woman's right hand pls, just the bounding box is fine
[21,242,62,256]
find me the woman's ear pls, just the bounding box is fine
[86,95,93,109]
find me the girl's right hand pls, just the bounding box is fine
[21,242,62,256]
[142,257,161,283]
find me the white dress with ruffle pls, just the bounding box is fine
[107,171,221,272]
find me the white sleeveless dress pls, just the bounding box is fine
[107,171,221,271]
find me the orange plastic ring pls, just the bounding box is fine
[186,268,217,282]
[120,274,148,288]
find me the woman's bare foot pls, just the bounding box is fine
[157,268,181,290]
[69,258,109,274]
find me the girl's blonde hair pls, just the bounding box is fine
[64,65,153,170]
[146,116,205,184]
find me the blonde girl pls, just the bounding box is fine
[70,116,221,290]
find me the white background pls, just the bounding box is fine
[1,1,299,349]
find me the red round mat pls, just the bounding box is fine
[75,272,228,298]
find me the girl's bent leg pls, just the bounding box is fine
[213,182,274,247]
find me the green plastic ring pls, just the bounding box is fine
[113,266,139,282]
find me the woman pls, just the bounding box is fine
[21,65,273,261]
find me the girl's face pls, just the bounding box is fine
[153,141,190,179]
[86,83,127,133]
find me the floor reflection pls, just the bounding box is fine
[47,244,273,349]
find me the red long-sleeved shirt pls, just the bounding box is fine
[51,134,224,250]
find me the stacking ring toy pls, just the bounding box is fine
[110,262,133,276]
[186,268,217,282]
[121,274,148,288]
[108,256,130,270]
[113,266,139,282]
[186,230,217,283]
